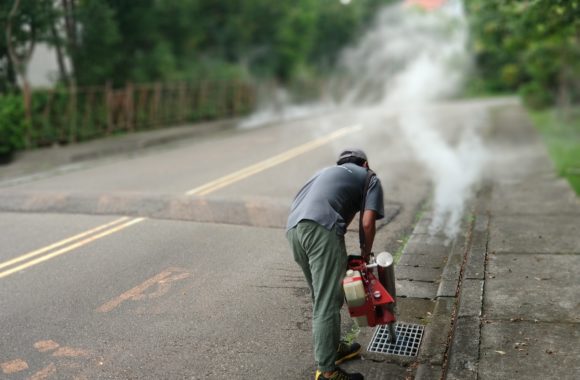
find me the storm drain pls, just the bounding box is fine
[367,322,424,357]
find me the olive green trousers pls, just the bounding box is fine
[287,220,347,372]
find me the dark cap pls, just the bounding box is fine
[337,148,368,162]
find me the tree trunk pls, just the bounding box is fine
[61,0,78,81]
[49,12,68,85]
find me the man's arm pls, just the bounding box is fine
[361,209,378,261]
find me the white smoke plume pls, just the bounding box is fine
[335,0,487,240]
[238,86,331,129]
[243,0,488,240]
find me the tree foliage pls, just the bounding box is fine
[465,0,580,109]
[0,93,27,157]
[73,0,121,85]
[1,0,393,90]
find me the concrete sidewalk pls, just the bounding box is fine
[340,103,579,380]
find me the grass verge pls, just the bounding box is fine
[529,109,580,195]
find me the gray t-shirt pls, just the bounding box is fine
[286,163,385,235]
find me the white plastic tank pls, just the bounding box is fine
[343,269,368,327]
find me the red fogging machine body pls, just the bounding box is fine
[343,254,396,328]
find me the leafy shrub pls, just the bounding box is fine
[0,94,28,159]
[520,82,554,110]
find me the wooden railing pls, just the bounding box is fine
[28,80,257,147]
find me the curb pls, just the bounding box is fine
[444,187,490,380]
[67,118,241,162]
[413,210,475,379]
[414,186,492,380]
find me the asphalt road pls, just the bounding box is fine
[0,103,496,379]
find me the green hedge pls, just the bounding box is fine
[0,94,28,159]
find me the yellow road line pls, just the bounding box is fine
[0,217,145,279]
[185,124,362,196]
[2,124,361,279]
[0,216,130,271]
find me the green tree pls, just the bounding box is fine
[310,0,383,70]
[271,1,318,81]
[2,0,58,91]
[73,0,120,86]
[465,0,580,109]
[4,0,397,88]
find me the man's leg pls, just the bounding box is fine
[297,222,347,373]
[287,226,314,302]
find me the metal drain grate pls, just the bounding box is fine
[367,322,424,357]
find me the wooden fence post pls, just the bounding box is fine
[67,83,77,144]
[199,81,208,119]
[23,83,32,147]
[178,81,187,123]
[42,89,55,144]
[233,81,242,115]
[250,83,258,110]
[152,82,161,127]
[105,81,113,134]
[136,84,148,129]
[125,82,134,131]
[220,80,227,117]
[83,87,95,137]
